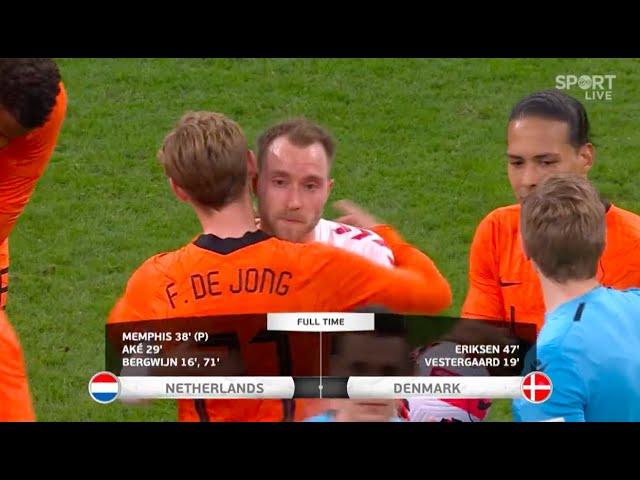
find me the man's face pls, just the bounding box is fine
[329,333,410,422]
[330,333,411,377]
[256,136,333,242]
[507,117,593,203]
[332,398,399,422]
[0,108,29,147]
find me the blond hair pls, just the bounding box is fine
[158,111,248,209]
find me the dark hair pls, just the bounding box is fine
[0,59,61,130]
[257,117,335,170]
[509,89,590,148]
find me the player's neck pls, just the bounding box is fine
[539,276,600,313]
[194,195,257,239]
[300,229,316,243]
[260,221,316,243]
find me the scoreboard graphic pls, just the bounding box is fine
[98,313,543,404]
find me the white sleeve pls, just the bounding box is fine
[313,218,395,267]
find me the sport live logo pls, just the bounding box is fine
[555,74,616,101]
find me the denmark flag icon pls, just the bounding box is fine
[521,371,553,404]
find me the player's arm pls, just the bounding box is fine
[0,174,48,243]
[513,344,586,422]
[314,225,451,314]
[460,214,504,321]
[0,312,35,421]
[315,201,451,313]
[0,85,67,244]
[360,233,394,267]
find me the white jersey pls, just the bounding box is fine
[409,342,491,422]
[312,218,394,267]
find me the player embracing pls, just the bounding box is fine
[108,111,452,422]
[254,118,394,268]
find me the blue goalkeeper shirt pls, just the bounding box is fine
[513,286,640,422]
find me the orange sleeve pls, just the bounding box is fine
[605,208,640,289]
[312,225,452,314]
[0,83,67,243]
[608,238,640,290]
[0,312,35,421]
[618,259,640,289]
[461,214,504,320]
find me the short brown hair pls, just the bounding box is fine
[520,173,605,283]
[158,112,248,209]
[257,117,335,170]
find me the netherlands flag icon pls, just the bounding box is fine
[89,372,120,404]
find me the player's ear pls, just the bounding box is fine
[328,178,335,193]
[247,150,257,177]
[578,143,595,174]
[169,177,189,203]
[247,150,258,194]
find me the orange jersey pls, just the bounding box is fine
[0,83,67,244]
[0,311,35,421]
[108,225,452,421]
[0,240,7,308]
[462,203,640,332]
